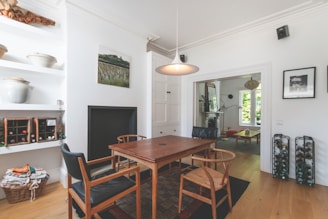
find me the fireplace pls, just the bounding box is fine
[88,106,137,161]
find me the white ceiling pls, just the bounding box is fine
[69,0,325,52]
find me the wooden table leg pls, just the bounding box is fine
[151,165,158,219]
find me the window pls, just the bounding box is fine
[239,84,261,126]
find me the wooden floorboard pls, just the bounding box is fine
[0,151,328,218]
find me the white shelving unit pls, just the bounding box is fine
[0,4,66,153]
[0,104,63,111]
[0,140,62,155]
[0,59,64,77]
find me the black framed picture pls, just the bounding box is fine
[283,67,316,99]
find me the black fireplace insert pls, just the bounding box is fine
[88,106,137,162]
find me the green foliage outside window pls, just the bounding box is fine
[256,90,261,125]
[240,84,261,126]
[241,91,251,123]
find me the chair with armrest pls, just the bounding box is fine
[116,134,146,172]
[191,126,218,167]
[178,148,236,219]
[61,143,141,219]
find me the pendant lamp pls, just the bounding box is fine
[244,77,259,90]
[155,5,199,75]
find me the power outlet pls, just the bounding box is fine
[276,120,284,126]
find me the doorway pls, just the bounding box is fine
[194,74,261,156]
[183,63,272,173]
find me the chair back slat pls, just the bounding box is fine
[192,148,236,185]
[117,134,146,143]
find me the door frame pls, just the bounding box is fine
[181,63,272,173]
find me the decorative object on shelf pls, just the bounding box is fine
[0,43,8,58]
[3,118,30,146]
[56,99,64,110]
[272,134,290,180]
[244,77,259,90]
[0,118,5,147]
[57,108,65,144]
[26,52,57,68]
[295,136,315,186]
[33,118,57,142]
[0,0,55,26]
[283,67,316,99]
[98,45,130,88]
[155,2,199,75]
[1,77,30,103]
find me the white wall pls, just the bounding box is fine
[181,5,328,186]
[220,77,261,132]
[62,4,149,184]
[221,78,244,132]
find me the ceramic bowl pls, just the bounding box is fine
[0,44,8,58]
[27,53,57,68]
[1,77,31,103]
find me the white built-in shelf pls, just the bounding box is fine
[0,104,64,111]
[0,59,64,77]
[0,140,62,155]
[0,15,61,41]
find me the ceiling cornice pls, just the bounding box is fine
[66,0,160,47]
[149,1,328,53]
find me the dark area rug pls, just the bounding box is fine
[185,175,249,219]
[98,162,249,219]
[217,137,260,155]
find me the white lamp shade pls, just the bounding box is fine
[155,53,199,75]
[155,63,199,75]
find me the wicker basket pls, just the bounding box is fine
[1,176,48,204]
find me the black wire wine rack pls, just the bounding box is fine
[272,134,290,180]
[295,136,315,186]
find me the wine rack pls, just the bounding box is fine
[4,118,31,146]
[0,118,4,146]
[295,136,315,186]
[34,118,57,142]
[272,134,290,180]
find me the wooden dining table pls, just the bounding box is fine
[109,135,214,219]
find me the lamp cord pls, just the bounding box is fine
[175,2,179,57]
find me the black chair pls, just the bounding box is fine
[61,143,141,219]
[191,126,218,168]
[192,126,218,140]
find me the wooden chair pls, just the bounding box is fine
[116,134,147,172]
[191,126,218,168]
[61,143,141,219]
[178,148,236,219]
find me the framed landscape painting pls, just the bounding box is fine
[283,67,316,99]
[98,46,130,88]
